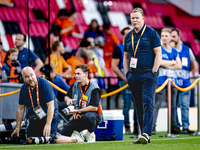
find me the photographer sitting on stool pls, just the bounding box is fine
[60,64,103,143]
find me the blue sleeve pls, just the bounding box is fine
[1,64,6,71]
[30,50,38,62]
[150,30,161,48]
[41,80,55,103]
[18,85,25,105]
[84,30,89,38]
[56,76,70,92]
[1,64,9,82]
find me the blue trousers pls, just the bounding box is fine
[176,90,191,129]
[153,86,178,127]
[119,80,138,127]
[126,70,158,135]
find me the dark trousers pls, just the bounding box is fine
[126,71,158,136]
[60,112,99,136]
[27,115,59,137]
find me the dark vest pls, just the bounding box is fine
[72,80,104,123]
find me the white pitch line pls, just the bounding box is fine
[1,136,200,149]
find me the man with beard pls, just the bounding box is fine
[152,28,182,134]
[11,67,84,144]
[170,28,196,134]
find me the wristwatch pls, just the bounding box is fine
[152,70,157,76]
[78,109,81,113]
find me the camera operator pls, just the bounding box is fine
[1,48,23,83]
[60,64,103,143]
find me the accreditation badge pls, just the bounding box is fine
[130,57,138,68]
[182,57,188,67]
[82,95,88,101]
[33,105,46,120]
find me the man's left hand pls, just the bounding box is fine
[43,124,51,137]
[69,109,79,115]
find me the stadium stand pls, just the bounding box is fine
[0,0,199,57]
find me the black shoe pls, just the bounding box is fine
[133,126,139,135]
[125,127,132,134]
[125,124,132,134]
[132,140,142,144]
[148,139,151,144]
[152,125,156,135]
[171,125,186,134]
[182,129,195,134]
[138,133,149,144]
[49,135,57,144]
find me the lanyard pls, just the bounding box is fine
[79,81,89,107]
[132,24,146,57]
[28,81,39,108]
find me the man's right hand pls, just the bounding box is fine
[66,99,77,106]
[123,79,127,84]
[11,127,20,138]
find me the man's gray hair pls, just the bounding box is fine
[131,7,144,17]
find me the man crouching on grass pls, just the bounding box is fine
[11,67,84,144]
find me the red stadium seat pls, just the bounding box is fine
[18,22,28,35]
[44,11,56,23]
[0,8,6,21]
[109,26,121,42]
[77,24,88,34]
[6,34,15,48]
[62,37,79,49]
[29,23,38,37]
[190,41,200,57]
[29,10,36,22]
[13,0,26,7]
[124,2,134,14]
[39,22,48,38]
[75,12,86,25]
[64,0,72,10]
[1,7,17,22]
[72,0,85,12]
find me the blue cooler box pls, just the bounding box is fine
[95,111,124,141]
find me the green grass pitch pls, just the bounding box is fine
[0,132,200,150]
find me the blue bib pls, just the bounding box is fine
[175,44,191,88]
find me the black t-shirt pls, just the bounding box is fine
[66,82,100,108]
[112,46,122,69]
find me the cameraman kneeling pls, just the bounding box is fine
[11,67,82,144]
[60,64,103,142]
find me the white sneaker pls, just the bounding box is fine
[81,130,96,143]
[71,130,84,143]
